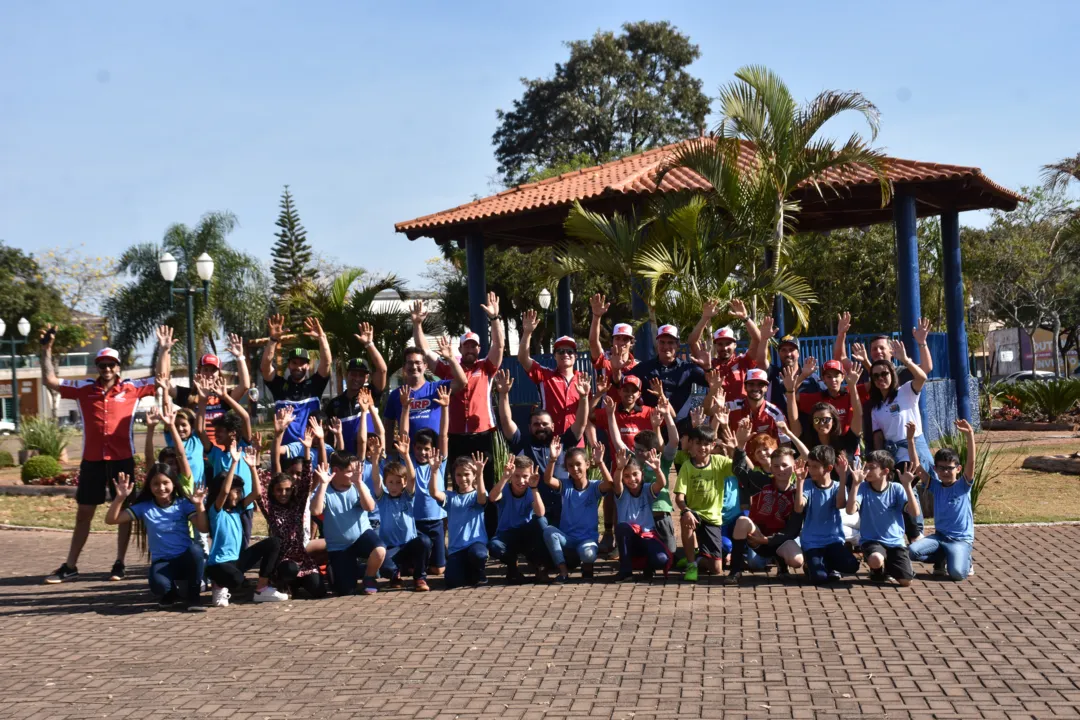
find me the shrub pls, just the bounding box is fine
[18,415,73,459]
[1010,378,1080,421]
[0,450,13,468]
[21,455,63,484]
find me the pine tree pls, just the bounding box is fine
[270,185,315,327]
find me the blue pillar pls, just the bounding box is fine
[464,234,489,355]
[893,189,922,365]
[941,210,972,423]
[555,275,573,339]
[631,277,655,361]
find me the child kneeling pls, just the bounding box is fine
[488,456,549,584]
[541,443,614,582]
[847,450,920,586]
[613,449,669,582]
[432,453,491,588]
[795,445,859,584]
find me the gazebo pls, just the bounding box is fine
[395,139,1022,422]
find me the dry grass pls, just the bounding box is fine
[973,437,1080,523]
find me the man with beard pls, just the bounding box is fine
[383,340,467,442]
[762,318,825,416]
[167,329,251,443]
[589,293,636,397]
[687,298,765,404]
[410,295,503,515]
[518,308,582,436]
[260,314,332,444]
[494,369,591,529]
[324,321,388,454]
[615,324,708,422]
[728,368,791,445]
[831,311,934,385]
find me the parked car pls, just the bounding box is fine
[1001,370,1057,384]
[0,419,14,435]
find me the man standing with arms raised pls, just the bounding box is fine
[614,324,708,422]
[42,325,165,584]
[383,337,468,442]
[260,314,332,444]
[687,298,764,403]
[324,321,388,454]
[518,309,582,436]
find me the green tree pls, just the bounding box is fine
[0,242,86,349]
[270,186,316,326]
[493,21,711,186]
[104,211,272,364]
[1041,152,1080,195]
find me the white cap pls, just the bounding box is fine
[656,324,679,341]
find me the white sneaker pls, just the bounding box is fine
[253,586,288,603]
[211,585,230,608]
[200,579,209,593]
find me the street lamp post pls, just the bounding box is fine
[0,318,31,430]
[538,289,552,354]
[159,252,215,387]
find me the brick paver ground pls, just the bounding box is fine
[1,526,1078,719]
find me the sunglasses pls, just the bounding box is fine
[934,464,958,473]
[871,371,891,380]
[96,362,119,370]
[812,417,833,426]
[555,348,576,355]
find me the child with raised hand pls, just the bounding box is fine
[908,419,977,581]
[205,443,289,606]
[105,469,209,611]
[488,455,549,584]
[196,374,257,549]
[354,388,386,532]
[401,384,451,577]
[674,426,734,582]
[794,444,860,584]
[311,452,386,595]
[612,447,669,582]
[372,433,433,592]
[541,441,615,583]
[431,452,490,589]
[846,451,919,586]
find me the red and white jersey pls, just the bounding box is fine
[593,351,637,398]
[526,363,581,435]
[728,398,791,444]
[59,377,156,461]
[591,404,655,452]
[434,358,497,434]
[797,386,869,435]
[711,353,757,403]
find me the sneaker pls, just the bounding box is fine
[932,559,948,577]
[183,603,208,613]
[45,564,78,584]
[109,562,125,582]
[158,590,179,608]
[869,567,886,583]
[200,579,209,593]
[361,577,379,595]
[683,565,699,583]
[598,533,615,556]
[211,585,230,608]
[253,586,289,603]
[674,557,690,572]
[413,578,430,592]
[614,571,635,583]
[722,572,742,585]
[827,570,842,582]
[553,574,569,584]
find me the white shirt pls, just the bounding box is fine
[871,381,922,462]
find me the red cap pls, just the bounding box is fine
[200,354,221,369]
[822,360,843,374]
[745,368,769,384]
[621,375,642,389]
[553,336,578,350]
[712,327,736,342]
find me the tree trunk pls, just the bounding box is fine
[1052,313,1063,377]
[772,197,785,273]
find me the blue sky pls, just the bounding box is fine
[2,1,1077,293]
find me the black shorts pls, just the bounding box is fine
[750,540,780,559]
[861,541,914,581]
[76,458,136,506]
[692,513,726,558]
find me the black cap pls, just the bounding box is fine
[346,358,370,373]
[287,348,310,362]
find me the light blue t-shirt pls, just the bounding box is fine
[558,480,603,545]
[165,435,205,489]
[376,490,417,547]
[128,498,197,560]
[496,487,536,533]
[321,484,372,552]
[800,482,845,551]
[412,460,447,521]
[857,482,908,547]
[208,442,253,511]
[444,491,488,554]
[721,475,741,526]
[930,476,974,542]
[207,505,243,566]
[615,485,657,530]
[362,459,383,523]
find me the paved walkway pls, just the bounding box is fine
[1,525,1078,719]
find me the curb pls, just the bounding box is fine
[0,485,77,497]
[0,523,113,534]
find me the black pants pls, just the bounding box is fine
[240,507,254,550]
[276,561,328,599]
[205,536,282,591]
[447,430,498,538]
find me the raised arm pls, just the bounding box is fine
[489,457,514,504]
[260,314,285,384]
[688,298,719,349]
[833,312,851,362]
[570,373,592,440]
[241,445,262,507]
[517,309,538,374]
[193,376,213,452]
[397,384,411,440]
[728,299,761,360]
[271,406,293,475]
[435,336,468,392]
[891,339,927,393]
[225,333,251,401]
[543,436,563,490]
[845,461,862,516]
[302,317,332,379]
[353,463,376,513]
[528,467,545,517]
[780,420,809,459]
[593,444,614,493]
[434,384,451,457]
[354,322,388,393]
[144,405,160,466]
[644,449,666,496]
[481,292,505,368]
[611,448,628,497]
[309,462,332,517]
[493,369,518,440]
[588,294,610,362]
[898,468,920,517]
[956,418,976,481]
[846,362,864,437]
[214,443,241,510]
[782,364,803,438]
[370,445,386,499]
[154,325,175,384]
[754,315,775,369]
[834,454,848,510]
[162,406,192,479]
[104,473,136,525]
[792,463,807,513]
[912,318,934,377]
[215,376,251,442]
[410,300,442,366]
[38,324,62,393]
[472,453,489,505]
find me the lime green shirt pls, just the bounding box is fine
[674,454,733,525]
[644,456,673,513]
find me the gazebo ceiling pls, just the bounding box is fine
[395,138,1022,247]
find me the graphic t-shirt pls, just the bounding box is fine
[382,380,452,438]
[673,454,734,525]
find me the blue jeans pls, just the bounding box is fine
[382,534,433,580]
[803,542,859,584]
[148,540,205,604]
[909,533,972,581]
[488,517,549,574]
[327,529,385,595]
[542,525,598,569]
[614,522,668,575]
[446,543,488,588]
[415,519,446,569]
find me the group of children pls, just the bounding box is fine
[106,348,979,609]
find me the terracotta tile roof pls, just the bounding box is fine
[395,138,1022,239]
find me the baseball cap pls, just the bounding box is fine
[656,324,679,341]
[612,323,634,339]
[346,358,370,373]
[621,375,642,389]
[712,327,736,342]
[460,331,481,346]
[95,348,120,365]
[822,360,844,375]
[199,354,221,369]
[778,335,799,349]
[288,348,310,362]
[745,368,769,384]
[553,336,578,350]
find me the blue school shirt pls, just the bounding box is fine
[128,498,197,560]
[856,482,908,547]
[165,435,205,489]
[321,484,372,552]
[207,505,243,565]
[382,380,451,438]
[444,491,488,554]
[722,475,741,526]
[412,459,447,521]
[930,476,974,542]
[496,487,536,533]
[799,482,845,550]
[615,486,657,530]
[558,480,603,545]
[208,442,253,511]
[362,459,383,523]
[281,441,319,467]
[376,490,416,547]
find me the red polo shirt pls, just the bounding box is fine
[434,358,497,434]
[711,353,757,402]
[593,352,638,398]
[729,398,791,444]
[797,386,869,435]
[591,404,655,452]
[525,363,581,435]
[60,376,156,461]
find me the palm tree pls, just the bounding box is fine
[104,211,272,364]
[1041,153,1080,194]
